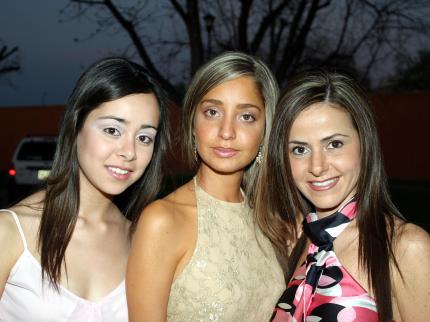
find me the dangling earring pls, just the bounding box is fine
[255,146,263,165]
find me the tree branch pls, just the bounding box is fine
[277,0,330,80]
[0,45,19,60]
[170,0,187,21]
[0,65,20,75]
[170,0,204,74]
[322,0,353,65]
[71,0,104,5]
[0,45,20,77]
[71,0,179,99]
[237,0,253,51]
[250,0,290,53]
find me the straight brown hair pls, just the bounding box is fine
[39,57,170,287]
[255,69,405,321]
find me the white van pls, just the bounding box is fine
[10,136,57,186]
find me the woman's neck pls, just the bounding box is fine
[78,181,117,222]
[196,166,244,203]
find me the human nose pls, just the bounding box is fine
[218,115,236,140]
[117,136,137,161]
[309,150,328,177]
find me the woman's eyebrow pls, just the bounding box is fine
[237,103,262,111]
[200,99,262,111]
[200,98,222,105]
[288,140,308,145]
[139,125,158,131]
[321,133,349,142]
[97,115,127,123]
[97,116,157,130]
[288,133,349,145]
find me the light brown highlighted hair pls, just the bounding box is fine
[181,51,278,196]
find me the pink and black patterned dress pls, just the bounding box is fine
[271,198,380,321]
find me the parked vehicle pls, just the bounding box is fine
[9,136,57,187]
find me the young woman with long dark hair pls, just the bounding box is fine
[255,70,430,321]
[0,57,169,321]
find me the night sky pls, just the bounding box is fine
[0,1,129,107]
[1,1,428,107]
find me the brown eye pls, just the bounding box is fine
[328,140,343,149]
[103,127,120,136]
[292,146,308,156]
[204,108,219,118]
[241,113,255,122]
[137,135,153,145]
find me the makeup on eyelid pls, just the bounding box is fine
[77,93,160,196]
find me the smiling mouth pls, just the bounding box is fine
[309,177,339,190]
[108,166,130,175]
[106,166,134,181]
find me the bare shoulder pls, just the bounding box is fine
[126,182,196,320]
[129,181,197,278]
[134,181,196,239]
[0,190,43,233]
[391,221,430,320]
[0,209,25,280]
[394,221,430,259]
[391,220,430,286]
[135,199,178,235]
[0,209,21,242]
[10,191,44,218]
[9,191,44,229]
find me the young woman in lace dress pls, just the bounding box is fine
[254,70,430,321]
[126,51,285,322]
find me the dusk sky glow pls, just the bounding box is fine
[1,1,429,108]
[0,1,130,107]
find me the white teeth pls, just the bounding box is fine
[312,178,337,187]
[109,167,129,175]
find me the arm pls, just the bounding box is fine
[0,210,24,297]
[126,201,188,322]
[392,223,430,321]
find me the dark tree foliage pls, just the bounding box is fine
[388,50,430,91]
[62,0,430,100]
[0,40,20,77]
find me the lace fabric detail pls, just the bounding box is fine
[167,181,285,322]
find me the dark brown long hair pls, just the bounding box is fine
[255,69,404,321]
[39,57,170,287]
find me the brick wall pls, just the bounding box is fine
[370,91,430,180]
[1,105,64,172]
[1,91,429,180]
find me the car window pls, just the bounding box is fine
[17,141,57,161]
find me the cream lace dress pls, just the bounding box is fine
[166,179,285,321]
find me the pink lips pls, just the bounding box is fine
[106,165,133,181]
[213,147,238,158]
[308,177,339,191]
